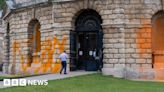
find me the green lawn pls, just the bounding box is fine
[0,74,164,92]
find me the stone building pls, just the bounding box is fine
[0,10,4,71]
[1,0,164,81]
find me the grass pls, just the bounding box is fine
[0,74,164,92]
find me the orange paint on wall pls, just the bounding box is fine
[12,41,29,73]
[135,18,164,80]
[152,16,164,69]
[136,28,150,58]
[12,36,67,74]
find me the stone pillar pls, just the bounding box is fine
[3,33,10,74]
[102,25,126,78]
[51,27,71,73]
[0,19,4,72]
[2,21,9,74]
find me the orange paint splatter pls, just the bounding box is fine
[136,28,151,58]
[152,16,164,70]
[136,17,164,80]
[12,36,67,75]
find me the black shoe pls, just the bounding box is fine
[64,73,67,74]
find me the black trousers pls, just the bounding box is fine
[60,61,67,74]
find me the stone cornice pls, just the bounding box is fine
[13,0,76,8]
[14,0,49,9]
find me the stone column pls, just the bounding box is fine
[102,25,126,78]
[2,21,9,74]
[0,20,4,72]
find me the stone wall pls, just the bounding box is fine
[100,0,160,79]
[4,4,52,74]
[52,0,160,79]
[2,0,163,80]
[0,19,3,71]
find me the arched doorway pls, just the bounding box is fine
[152,11,164,69]
[70,9,103,71]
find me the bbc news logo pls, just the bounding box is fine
[3,79,48,86]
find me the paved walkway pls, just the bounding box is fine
[0,71,96,89]
[0,72,8,76]
[0,72,2,75]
